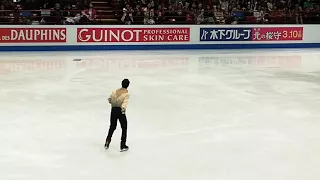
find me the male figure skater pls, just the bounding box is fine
[105,79,130,151]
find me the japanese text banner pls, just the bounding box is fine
[252,27,303,41]
[200,28,252,41]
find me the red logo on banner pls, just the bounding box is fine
[252,27,303,41]
[0,28,67,43]
[77,28,190,42]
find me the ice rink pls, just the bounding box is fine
[0,49,320,180]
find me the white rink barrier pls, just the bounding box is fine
[0,25,318,51]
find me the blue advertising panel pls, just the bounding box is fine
[200,28,252,41]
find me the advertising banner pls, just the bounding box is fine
[252,27,303,41]
[0,28,67,43]
[200,28,252,41]
[77,28,190,42]
[200,27,303,42]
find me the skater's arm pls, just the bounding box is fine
[108,94,112,104]
[108,90,115,104]
[121,94,129,113]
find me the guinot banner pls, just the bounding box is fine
[77,28,190,42]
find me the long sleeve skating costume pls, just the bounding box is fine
[108,88,129,113]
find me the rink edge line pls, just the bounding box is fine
[1,43,320,51]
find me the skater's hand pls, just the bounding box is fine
[121,108,126,114]
[108,98,111,103]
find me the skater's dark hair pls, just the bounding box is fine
[122,79,130,88]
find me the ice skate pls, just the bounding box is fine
[104,140,110,150]
[120,144,129,152]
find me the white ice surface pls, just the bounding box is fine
[0,49,320,180]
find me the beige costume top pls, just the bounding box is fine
[108,88,129,113]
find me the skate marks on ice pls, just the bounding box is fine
[274,70,320,84]
[136,121,253,141]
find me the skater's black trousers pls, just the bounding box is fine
[106,107,127,145]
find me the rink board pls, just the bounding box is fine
[0,25,317,51]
